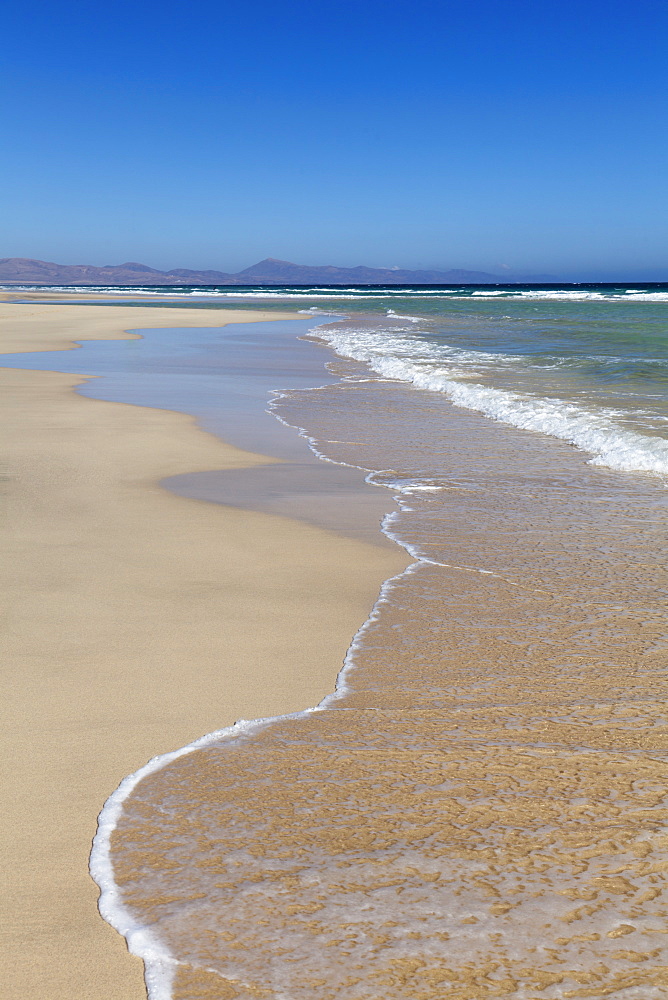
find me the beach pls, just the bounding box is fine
[2,288,667,999]
[93,288,667,999]
[4,0,666,990]
[0,301,406,999]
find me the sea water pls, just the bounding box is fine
[7,287,668,997]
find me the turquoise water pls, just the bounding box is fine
[70,291,667,1000]
[15,281,668,467]
[291,286,668,474]
[5,289,667,996]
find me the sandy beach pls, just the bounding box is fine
[0,302,406,1000]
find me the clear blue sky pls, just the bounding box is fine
[2,0,667,278]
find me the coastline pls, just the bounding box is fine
[0,302,406,1000]
[105,309,668,998]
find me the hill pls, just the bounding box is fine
[0,256,552,285]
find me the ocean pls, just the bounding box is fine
[6,285,668,998]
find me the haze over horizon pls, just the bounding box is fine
[2,0,667,280]
[0,254,558,286]
[2,253,668,285]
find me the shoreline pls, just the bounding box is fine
[0,302,406,1000]
[106,316,668,998]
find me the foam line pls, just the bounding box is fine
[313,322,668,477]
[89,321,422,996]
[89,311,665,996]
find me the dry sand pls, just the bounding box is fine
[0,302,406,999]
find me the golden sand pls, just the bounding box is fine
[0,302,407,1000]
[111,375,668,998]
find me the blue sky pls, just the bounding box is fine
[2,0,667,278]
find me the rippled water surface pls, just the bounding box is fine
[105,303,668,998]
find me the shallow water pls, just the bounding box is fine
[0,319,325,460]
[103,318,668,998]
[6,297,665,997]
[0,319,394,545]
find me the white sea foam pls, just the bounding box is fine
[386,309,421,321]
[89,311,668,996]
[471,290,610,301]
[315,324,668,476]
[90,720,260,999]
[90,359,426,996]
[92,703,383,998]
[623,291,668,301]
[90,552,422,999]
[469,289,668,302]
[6,282,668,303]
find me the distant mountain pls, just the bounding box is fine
[0,256,553,286]
[233,258,507,284]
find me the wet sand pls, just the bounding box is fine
[0,302,406,1000]
[112,354,668,998]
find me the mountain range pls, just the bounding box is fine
[0,256,553,286]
